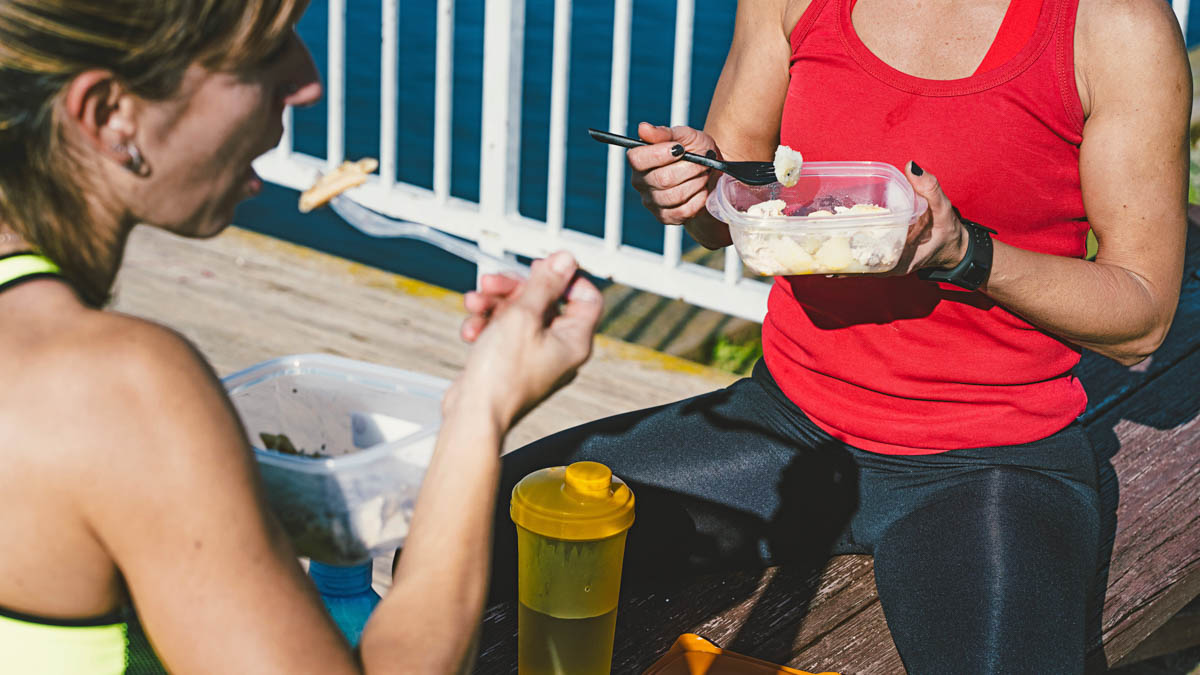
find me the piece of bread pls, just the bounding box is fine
[298,158,380,213]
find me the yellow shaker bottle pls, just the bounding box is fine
[510,461,635,675]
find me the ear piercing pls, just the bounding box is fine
[112,142,145,175]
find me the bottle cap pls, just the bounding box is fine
[510,461,635,541]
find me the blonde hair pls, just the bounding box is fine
[0,0,306,307]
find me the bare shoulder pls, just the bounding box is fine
[1075,0,1190,116]
[22,310,243,476]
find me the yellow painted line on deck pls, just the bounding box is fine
[227,227,736,384]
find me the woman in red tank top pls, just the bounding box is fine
[477,0,1190,670]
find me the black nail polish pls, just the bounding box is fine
[670,144,685,157]
[910,161,924,176]
[706,149,717,159]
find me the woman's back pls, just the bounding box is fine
[0,277,127,622]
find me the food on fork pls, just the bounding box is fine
[773,145,803,187]
[298,158,380,213]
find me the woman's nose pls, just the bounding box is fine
[282,35,323,108]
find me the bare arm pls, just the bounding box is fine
[361,252,601,673]
[627,0,798,248]
[894,0,1190,365]
[985,0,1190,364]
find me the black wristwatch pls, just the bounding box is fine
[917,216,997,291]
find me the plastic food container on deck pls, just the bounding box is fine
[706,161,928,276]
[221,354,450,565]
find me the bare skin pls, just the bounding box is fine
[0,17,604,675]
[618,0,1190,367]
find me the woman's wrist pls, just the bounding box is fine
[936,219,970,269]
[683,209,732,249]
[442,385,513,437]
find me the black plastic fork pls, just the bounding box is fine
[587,128,778,186]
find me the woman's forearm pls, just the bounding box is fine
[982,240,1182,366]
[358,399,505,673]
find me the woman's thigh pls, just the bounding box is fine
[491,368,859,599]
[872,466,1101,674]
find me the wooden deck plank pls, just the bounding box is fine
[111,225,736,453]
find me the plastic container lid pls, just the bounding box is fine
[510,461,635,541]
[706,161,927,232]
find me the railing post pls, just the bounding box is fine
[380,0,400,189]
[603,0,634,253]
[327,0,347,169]
[480,0,525,223]
[545,0,574,238]
[664,0,695,269]
[433,0,456,202]
[478,0,527,274]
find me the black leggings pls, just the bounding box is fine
[492,361,1102,674]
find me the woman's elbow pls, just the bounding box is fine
[1099,321,1172,367]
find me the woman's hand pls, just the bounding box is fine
[883,161,971,276]
[627,122,719,226]
[625,122,733,248]
[450,251,603,429]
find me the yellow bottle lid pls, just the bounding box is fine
[510,461,635,541]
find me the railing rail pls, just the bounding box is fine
[253,0,1194,325]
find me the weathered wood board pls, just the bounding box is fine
[111,225,736,453]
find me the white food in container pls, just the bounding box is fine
[746,199,787,217]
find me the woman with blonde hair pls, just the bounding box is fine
[0,1,603,672]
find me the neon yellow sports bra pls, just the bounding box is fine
[0,607,127,674]
[0,251,165,672]
[0,251,60,292]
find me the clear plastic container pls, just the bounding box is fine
[221,354,450,565]
[706,161,928,276]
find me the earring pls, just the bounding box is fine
[113,142,145,175]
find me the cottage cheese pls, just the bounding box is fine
[735,199,903,275]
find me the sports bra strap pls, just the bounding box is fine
[0,252,61,293]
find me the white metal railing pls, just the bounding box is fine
[253,0,1195,325]
[253,0,771,323]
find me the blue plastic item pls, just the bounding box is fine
[308,561,381,646]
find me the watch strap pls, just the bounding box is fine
[917,218,997,290]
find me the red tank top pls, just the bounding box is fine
[764,0,1088,454]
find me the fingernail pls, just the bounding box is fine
[670,144,685,157]
[549,251,573,275]
[706,150,717,159]
[910,161,924,176]
[568,281,600,303]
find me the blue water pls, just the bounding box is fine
[235,1,1199,293]
[235,0,736,293]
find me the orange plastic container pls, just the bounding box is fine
[643,634,841,675]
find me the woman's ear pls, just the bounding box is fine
[62,70,138,168]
